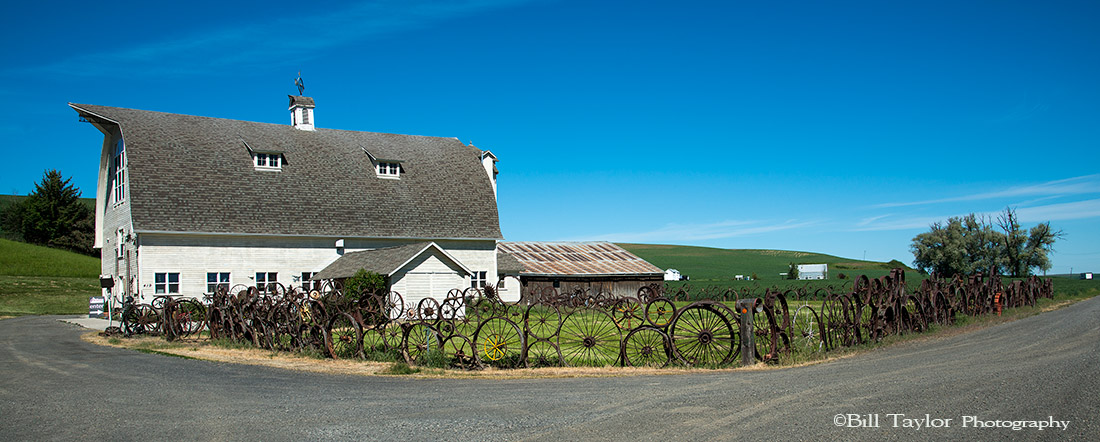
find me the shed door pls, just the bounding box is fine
[403,271,462,312]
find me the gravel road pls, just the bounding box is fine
[2,297,1097,441]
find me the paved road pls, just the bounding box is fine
[2,297,1098,441]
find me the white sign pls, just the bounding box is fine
[89,296,105,318]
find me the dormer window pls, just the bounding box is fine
[254,152,282,171]
[377,161,400,178]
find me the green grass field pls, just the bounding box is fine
[0,238,100,315]
[618,243,908,282]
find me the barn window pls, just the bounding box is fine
[111,138,126,204]
[471,271,487,289]
[155,272,180,294]
[206,272,230,294]
[256,272,278,292]
[301,272,320,292]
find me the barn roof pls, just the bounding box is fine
[312,242,471,280]
[497,242,662,277]
[496,250,525,274]
[69,103,501,240]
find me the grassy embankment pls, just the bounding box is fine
[0,238,100,315]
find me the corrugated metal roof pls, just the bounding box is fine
[497,242,663,276]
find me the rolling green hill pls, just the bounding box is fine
[0,238,100,315]
[0,238,100,278]
[618,243,908,282]
[0,194,96,212]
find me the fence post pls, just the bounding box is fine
[736,298,762,366]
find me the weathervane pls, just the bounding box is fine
[295,71,305,96]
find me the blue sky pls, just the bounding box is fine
[2,0,1098,274]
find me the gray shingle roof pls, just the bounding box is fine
[496,251,525,274]
[312,242,468,280]
[288,95,315,108]
[70,103,502,239]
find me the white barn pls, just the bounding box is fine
[797,264,828,280]
[72,95,502,305]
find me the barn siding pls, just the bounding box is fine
[133,233,494,303]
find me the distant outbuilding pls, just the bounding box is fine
[665,269,682,281]
[797,264,828,280]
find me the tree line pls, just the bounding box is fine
[0,170,96,256]
[909,207,1062,278]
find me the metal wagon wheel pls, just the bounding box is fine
[644,297,676,329]
[174,298,206,338]
[792,305,823,352]
[900,296,927,333]
[324,312,363,359]
[360,323,390,356]
[402,323,441,365]
[525,340,564,368]
[439,297,465,321]
[622,326,672,368]
[383,291,405,321]
[474,316,525,368]
[558,309,622,367]
[668,302,737,366]
[441,334,477,370]
[612,297,644,330]
[524,304,562,341]
[416,297,442,323]
[136,304,161,335]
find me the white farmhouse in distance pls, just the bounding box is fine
[665,269,682,281]
[797,264,828,280]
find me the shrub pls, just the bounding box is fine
[837,273,847,280]
[344,269,386,303]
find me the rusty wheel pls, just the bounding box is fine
[525,340,563,368]
[612,297,644,330]
[622,326,671,367]
[668,302,737,366]
[524,304,562,340]
[558,309,621,367]
[441,334,477,369]
[324,312,362,359]
[416,297,441,322]
[402,323,441,364]
[474,317,525,368]
[644,297,676,328]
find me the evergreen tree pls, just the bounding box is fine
[18,170,95,255]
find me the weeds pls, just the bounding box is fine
[382,362,420,375]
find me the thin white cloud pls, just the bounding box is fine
[18,0,536,77]
[565,219,820,243]
[873,174,1100,208]
[853,198,1100,232]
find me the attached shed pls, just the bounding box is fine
[797,264,828,280]
[312,242,471,310]
[496,241,664,301]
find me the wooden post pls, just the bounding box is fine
[737,298,762,366]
